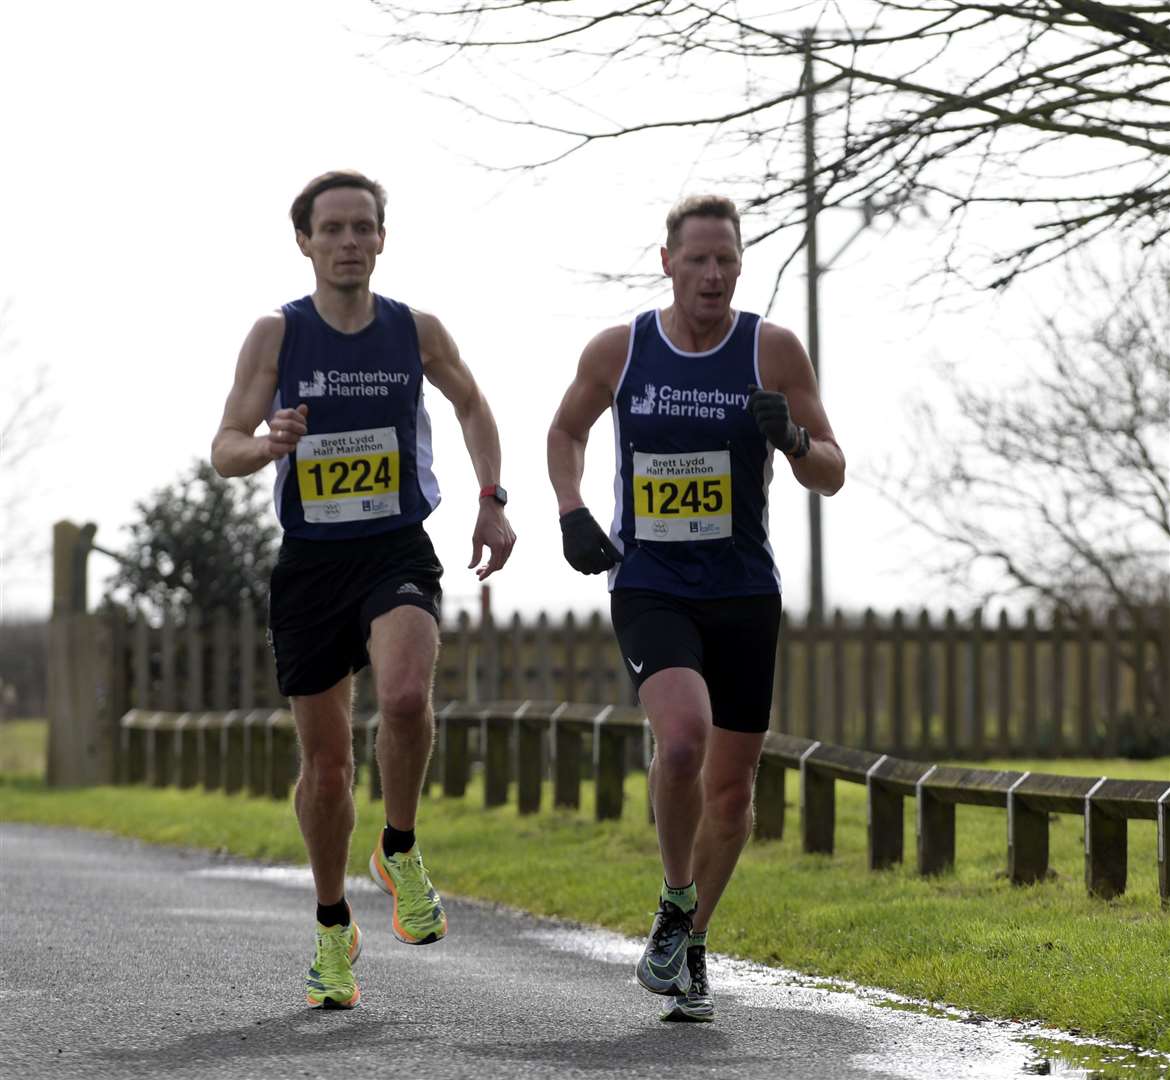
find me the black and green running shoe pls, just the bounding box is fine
[635,899,693,995]
[660,943,715,1022]
[305,919,362,1009]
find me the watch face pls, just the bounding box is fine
[493,485,508,506]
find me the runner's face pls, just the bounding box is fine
[298,187,385,288]
[662,217,742,322]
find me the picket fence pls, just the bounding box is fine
[108,602,1169,759]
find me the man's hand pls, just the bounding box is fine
[560,507,622,574]
[469,500,516,580]
[746,387,800,454]
[264,403,309,460]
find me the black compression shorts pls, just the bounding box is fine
[267,524,443,697]
[610,588,782,734]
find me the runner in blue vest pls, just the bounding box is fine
[548,195,844,1022]
[212,170,515,1009]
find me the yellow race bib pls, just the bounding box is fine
[632,450,732,542]
[296,426,400,523]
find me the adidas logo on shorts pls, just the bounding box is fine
[396,582,424,596]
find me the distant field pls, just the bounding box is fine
[1,723,1167,1054]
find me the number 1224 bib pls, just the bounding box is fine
[295,427,400,524]
[632,450,732,542]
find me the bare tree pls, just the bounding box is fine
[882,258,1169,746]
[369,1,1170,290]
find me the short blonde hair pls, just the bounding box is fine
[665,195,742,252]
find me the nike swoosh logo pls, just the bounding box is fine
[628,658,644,674]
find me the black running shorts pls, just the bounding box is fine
[609,588,782,734]
[268,524,443,697]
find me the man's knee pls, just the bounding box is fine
[300,751,354,801]
[705,777,755,827]
[653,727,707,781]
[377,681,431,725]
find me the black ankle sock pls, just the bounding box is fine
[316,898,350,927]
[382,823,416,856]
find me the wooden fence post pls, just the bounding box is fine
[1158,786,1170,910]
[861,609,876,749]
[185,609,204,713]
[515,703,543,815]
[943,609,958,755]
[1078,608,1093,753]
[552,704,581,810]
[175,713,199,789]
[240,597,256,710]
[866,756,902,870]
[1084,777,1126,899]
[245,710,269,797]
[800,743,834,854]
[199,712,223,790]
[753,755,785,840]
[442,714,469,798]
[916,609,932,751]
[968,608,984,756]
[1006,772,1048,885]
[1023,608,1039,753]
[484,709,511,808]
[595,707,625,821]
[916,766,955,876]
[1103,609,1120,757]
[222,710,247,794]
[1051,607,1065,751]
[997,610,1012,751]
[890,609,906,754]
[831,610,846,746]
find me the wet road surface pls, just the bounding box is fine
[0,823,1108,1079]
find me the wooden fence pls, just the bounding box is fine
[104,601,1168,759]
[117,701,1170,910]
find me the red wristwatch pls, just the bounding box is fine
[479,484,508,506]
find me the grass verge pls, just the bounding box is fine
[1,724,1166,1052]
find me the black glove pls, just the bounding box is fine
[560,507,622,574]
[747,386,801,454]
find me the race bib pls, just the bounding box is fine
[295,426,400,523]
[632,449,732,542]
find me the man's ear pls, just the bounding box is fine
[660,245,672,277]
[295,230,311,257]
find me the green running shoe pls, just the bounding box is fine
[660,943,715,1022]
[369,840,448,944]
[635,899,693,995]
[305,919,362,1009]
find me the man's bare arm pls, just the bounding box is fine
[547,325,629,515]
[757,322,846,497]
[211,313,306,478]
[415,308,516,579]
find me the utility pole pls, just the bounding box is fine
[802,29,825,624]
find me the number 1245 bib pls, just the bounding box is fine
[632,449,732,542]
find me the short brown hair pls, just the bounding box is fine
[665,195,742,252]
[290,171,387,236]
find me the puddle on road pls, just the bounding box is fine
[522,925,1170,1080]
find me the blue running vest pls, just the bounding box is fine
[270,295,440,541]
[609,310,781,597]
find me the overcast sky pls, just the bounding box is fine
[0,0,1068,622]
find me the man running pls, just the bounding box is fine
[547,195,844,1022]
[211,170,515,1009]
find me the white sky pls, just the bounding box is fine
[0,0,1068,622]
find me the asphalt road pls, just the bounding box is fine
[1,824,1062,1079]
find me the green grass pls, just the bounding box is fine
[1,723,1167,1054]
[0,718,49,778]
